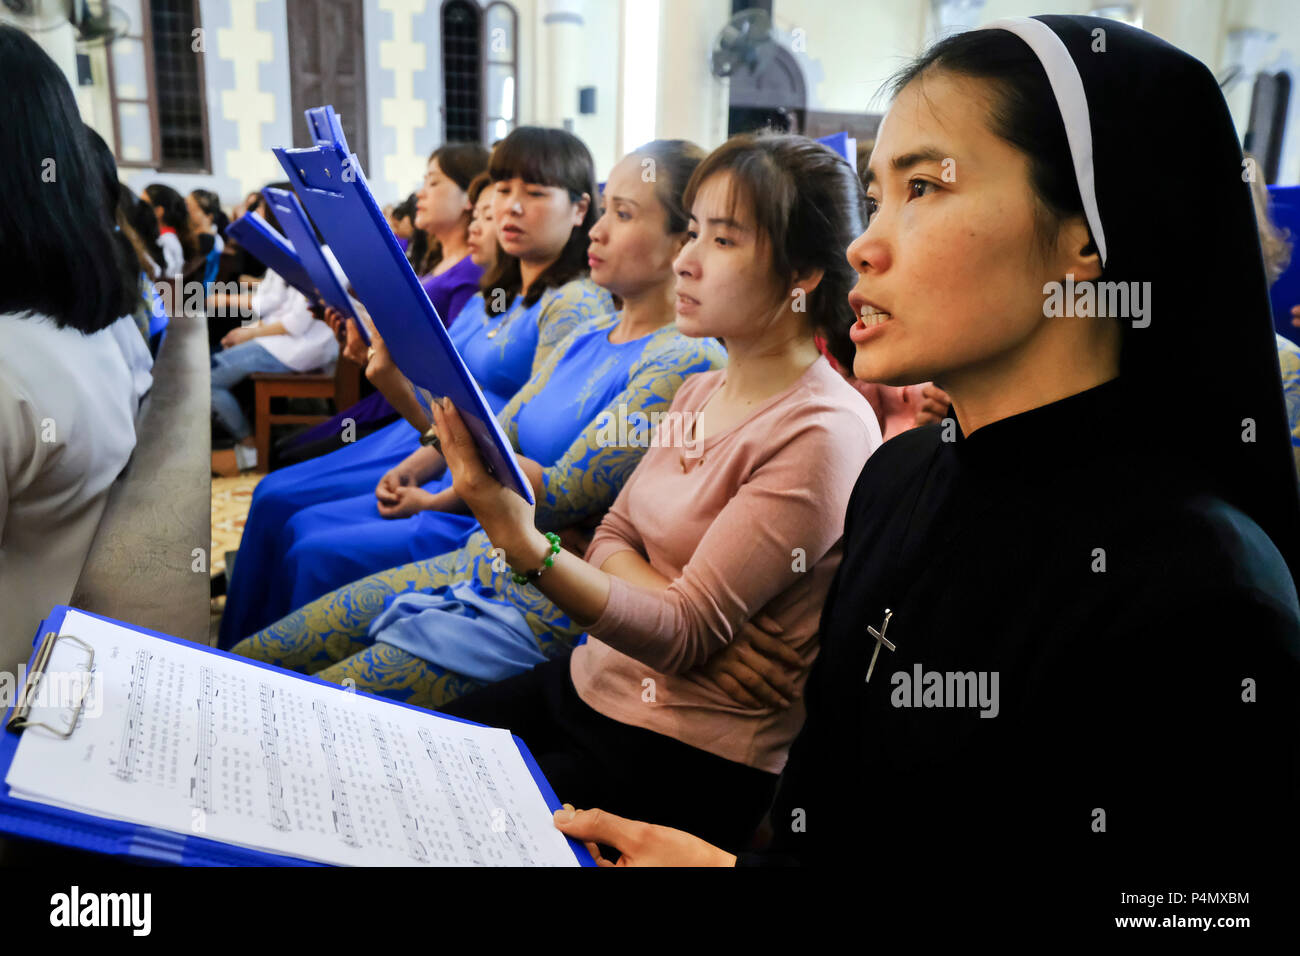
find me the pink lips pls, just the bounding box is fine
[850,311,892,343]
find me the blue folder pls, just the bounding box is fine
[225,211,320,306]
[262,186,369,344]
[816,131,856,171]
[0,606,594,867]
[272,105,534,504]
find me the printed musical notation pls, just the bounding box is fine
[419,726,483,865]
[114,650,150,782]
[312,701,358,848]
[465,739,532,866]
[259,684,291,832]
[371,715,427,863]
[189,666,216,812]
[5,610,581,866]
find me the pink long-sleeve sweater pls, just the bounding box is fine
[570,357,881,773]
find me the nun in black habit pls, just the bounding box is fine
[552,15,1300,870]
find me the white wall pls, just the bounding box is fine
[0,0,82,101]
[569,0,621,178]
[654,0,731,153]
[763,0,1300,182]
[772,0,928,113]
[1225,0,1300,184]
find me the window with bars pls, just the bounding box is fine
[441,0,518,145]
[442,0,482,143]
[150,0,208,170]
[106,0,211,172]
[482,1,517,143]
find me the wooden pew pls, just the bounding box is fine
[68,310,213,646]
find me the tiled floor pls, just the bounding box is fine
[210,472,262,642]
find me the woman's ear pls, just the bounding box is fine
[1058,216,1102,282]
[573,192,591,226]
[792,265,826,300]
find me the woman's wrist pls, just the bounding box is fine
[422,487,457,513]
[497,526,552,576]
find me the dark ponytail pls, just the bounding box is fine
[145,183,197,259]
[191,188,230,239]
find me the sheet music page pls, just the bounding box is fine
[5,611,581,866]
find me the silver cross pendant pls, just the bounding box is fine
[865,608,896,683]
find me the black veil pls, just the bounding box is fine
[983,14,1300,583]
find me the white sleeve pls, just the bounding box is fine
[161,233,184,278]
[0,377,41,545]
[252,270,288,319]
[106,315,154,405]
[275,289,317,337]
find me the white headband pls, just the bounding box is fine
[978,17,1108,265]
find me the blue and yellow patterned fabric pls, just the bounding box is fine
[233,320,727,708]
[217,279,611,648]
[240,282,620,624]
[1277,334,1300,477]
[248,310,721,626]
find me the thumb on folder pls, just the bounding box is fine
[552,805,738,867]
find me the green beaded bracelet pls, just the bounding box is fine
[510,532,562,585]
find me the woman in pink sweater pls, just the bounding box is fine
[432,132,881,849]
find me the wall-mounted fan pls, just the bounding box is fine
[69,0,129,44]
[709,8,774,80]
[1,0,128,44]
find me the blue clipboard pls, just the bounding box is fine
[262,186,370,344]
[272,105,534,504]
[0,606,595,867]
[816,131,857,172]
[224,211,320,306]
[304,102,352,155]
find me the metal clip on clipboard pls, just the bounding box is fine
[5,632,95,738]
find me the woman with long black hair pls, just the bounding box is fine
[142,182,195,278]
[184,188,227,287]
[0,25,140,677]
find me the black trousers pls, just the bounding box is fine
[440,658,779,853]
